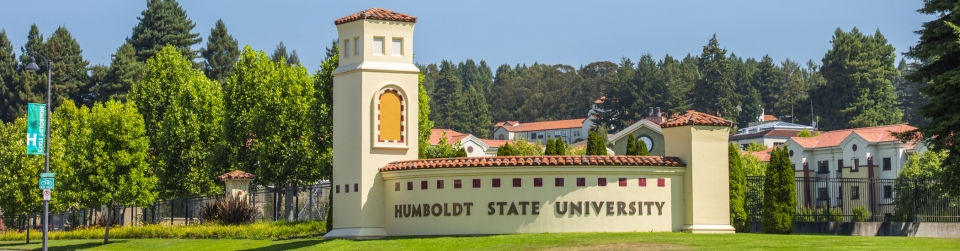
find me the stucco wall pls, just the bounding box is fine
[380,166,685,235]
[612,126,665,156]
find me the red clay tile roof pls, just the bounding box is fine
[743,148,773,162]
[790,124,917,149]
[334,8,417,25]
[494,118,585,132]
[480,139,509,147]
[218,170,256,180]
[380,156,685,171]
[763,114,778,121]
[661,110,732,128]
[729,129,809,141]
[429,129,467,145]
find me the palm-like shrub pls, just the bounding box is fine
[198,194,259,225]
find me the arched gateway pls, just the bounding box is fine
[324,8,735,239]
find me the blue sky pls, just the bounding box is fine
[1,0,932,72]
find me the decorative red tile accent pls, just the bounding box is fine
[534,178,543,187]
[513,178,521,187]
[421,180,428,190]
[218,170,256,180]
[639,178,647,187]
[619,178,627,187]
[379,156,686,172]
[395,182,399,191]
[407,182,413,190]
[555,178,564,187]
[454,179,462,188]
[437,180,444,189]
[657,178,665,187]
[577,178,585,187]
[473,179,480,188]
[493,178,501,187]
[336,185,340,193]
[660,110,733,128]
[334,8,418,25]
[598,178,607,186]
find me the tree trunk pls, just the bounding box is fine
[24,214,29,244]
[103,205,111,244]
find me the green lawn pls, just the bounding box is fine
[1,232,958,250]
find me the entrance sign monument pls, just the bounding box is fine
[323,8,735,239]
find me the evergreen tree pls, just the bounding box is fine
[637,139,649,156]
[544,138,554,155]
[497,142,514,156]
[755,55,778,115]
[270,41,299,66]
[596,58,640,131]
[901,0,960,196]
[626,133,637,155]
[586,131,607,155]
[431,60,462,128]
[894,59,928,126]
[732,56,762,128]
[693,34,737,124]
[816,28,901,130]
[128,0,202,62]
[657,55,693,114]
[93,42,141,102]
[44,26,91,108]
[762,147,795,234]
[10,25,45,121]
[0,30,18,122]
[728,143,747,232]
[201,19,240,86]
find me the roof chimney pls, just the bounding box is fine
[649,107,654,116]
[655,107,661,117]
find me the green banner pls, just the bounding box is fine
[26,103,45,155]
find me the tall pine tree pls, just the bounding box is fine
[693,35,737,124]
[0,30,18,122]
[44,26,91,108]
[94,43,141,102]
[201,19,240,86]
[11,25,45,120]
[128,0,202,62]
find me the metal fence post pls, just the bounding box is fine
[913,178,919,223]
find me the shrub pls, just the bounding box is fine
[0,221,325,240]
[198,202,219,223]
[728,143,747,232]
[586,131,607,156]
[626,133,637,155]
[197,194,259,225]
[795,207,843,222]
[497,142,515,156]
[762,147,795,234]
[852,206,872,222]
[746,141,767,152]
[544,138,556,155]
[796,128,813,138]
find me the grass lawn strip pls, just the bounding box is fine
[1,232,959,250]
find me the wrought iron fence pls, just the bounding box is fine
[746,176,960,223]
[1,181,330,232]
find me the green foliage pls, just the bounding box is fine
[555,139,568,156]
[418,73,434,159]
[626,133,637,155]
[0,221,325,240]
[7,25,46,122]
[586,131,608,156]
[310,40,336,181]
[0,118,45,216]
[49,100,91,210]
[693,34,737,124]
[0,30,16,123]
[270,41,299,66]
[741,153,768,177]
[544,138,555,155]
[92,42,142,102]
[131,45,225,199]
[44,26,91,108]
[225,46,319,188]
[496,142,515,156]
[567,145,586,156]
[852,206,872,222]
[637,139,649,156]
[794,207,844,222]
[796,128,812,138]
[82,100,157,207]
[893,150,952,221]
[745,141,767,152]
[422,133,467,159]
[128,0,202,62]
[728,143,748,232]
[815,27,901,130]
[762,147,795,234]
[903,0,960,197]
[201,19,240,86]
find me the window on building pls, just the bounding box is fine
[530,132,537,140]
[577,177,585,187]
[498,135,504,140]
[354,38,359,56]
[837,160,844,172]
[774,142,784,147]
[493,178,501,188]
[851,186,860,200]
[454,179,462,189]
[817,187,828,200]
[818,161,829,173]
[618,178,627,187]
[513,178,521,187]
[472,179,480,188]
[573,131,580,137]
[437,180,444,189]
[838,187,843,202]
[598,178,607,186]
[555,131,561,137]
[421,180,428,190]
[395,182,400,191]
[534,178,542,187]
[562,130,568,137]
[373,37,384,55]
[392,38,403,56]
[883,185,892,198]
[555,178,564,187]
[638,178,647,187]
[407,182,413,190]
[852,158,860,172]
[883,157,892,171]
[343,39,350,58]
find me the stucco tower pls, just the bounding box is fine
[324,8,419,239]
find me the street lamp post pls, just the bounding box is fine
[25,54,51,251]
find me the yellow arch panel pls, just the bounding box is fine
[380,92,402,141]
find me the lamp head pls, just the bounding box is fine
[25,57,40,72]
